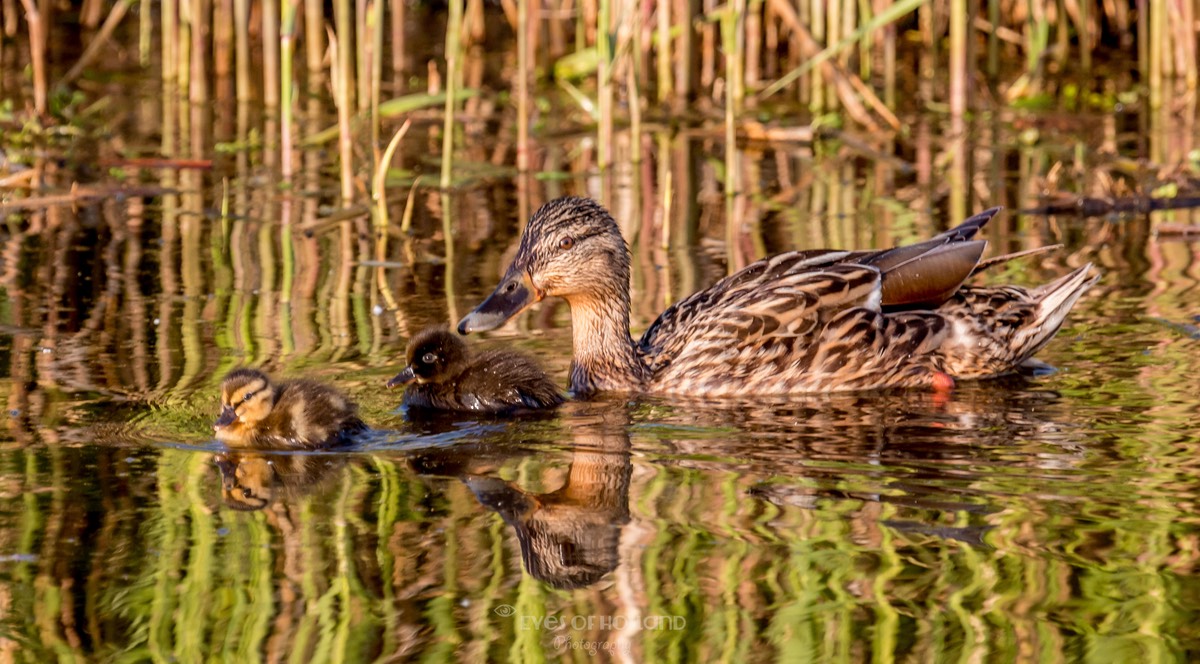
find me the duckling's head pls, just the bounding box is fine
[388,327,471,387]
[458,197,630,333]
[215,368,278,437]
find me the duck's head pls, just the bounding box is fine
[215,368,278,435]
[458,197,629,334]
[388,326,471,387]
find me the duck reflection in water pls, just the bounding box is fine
[213,451,347,512]
[410,401,632,590]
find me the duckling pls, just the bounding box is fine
[214,368,366,449]
[386,326,564,414]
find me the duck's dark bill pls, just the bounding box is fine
[386,367,417,389]
[214,406,237,429]
[458,274,538,334]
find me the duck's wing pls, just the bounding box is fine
[640,208,1001,356]
[638,258,886,377]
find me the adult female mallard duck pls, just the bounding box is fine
[387,326,564,413]
[457,197,1097,397]
[214,368,367,448]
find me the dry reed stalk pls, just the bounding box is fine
[674,0,694,100]
[263,0,280,107]
[517,0,530,172]
[234,0,250,101]
[304,0,325,81]
[1077,0,1091,71]
[391,0,406,83]
[809,0,825,111]
[949,0,967,119]
[745,0,760,90]
[368,0,384,153]
[700,0,715,90]
[1175,0,1197,89]
[333,0,356,201]
[177,0,191,94]
[626,0,642,164]
[139,0,151,63]
[214,0,233,79]
[162,0,178,83]
[1149,0,1162,109]
[722,0,743,274]
[282,0,300,181]
[62,0,133,86]
[598,0,613,170]
[441,0,464,189]
[656,0,672,101]
[16,0,46,114]
[356,0,368,112]
[372,119,412,232]
[189,0,208,104]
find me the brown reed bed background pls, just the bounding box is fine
[2,1,1198,200]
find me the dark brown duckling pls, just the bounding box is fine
[386,326,564,414]
[214,368,367,449]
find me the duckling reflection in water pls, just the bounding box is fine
[214,368,367,449]
[387,326,563,414]
[213,452,346,511]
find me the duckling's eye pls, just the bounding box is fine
[241,390,256,404]
[242,488,253,498]
[422,352,437,364]
[558,236,574,250]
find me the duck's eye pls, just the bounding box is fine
[241,390,256,404]
[422,352,437,364]
[242,488,253,498]
[558,236,574,250]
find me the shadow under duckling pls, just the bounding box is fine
[387,326,564,414]
[214,368,367,449]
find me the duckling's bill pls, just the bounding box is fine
[458,271,541,334]
[214,405,238,429]
[386,366,417,389]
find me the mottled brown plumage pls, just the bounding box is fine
[387,326,564,414]
[458,196,1098,396]
[214,368,366,449]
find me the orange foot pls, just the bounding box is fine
[931,371,956,408]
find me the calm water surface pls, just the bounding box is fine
[2,80,1200,663]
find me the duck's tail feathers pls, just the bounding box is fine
[933,206,1003,242]
[969,244,1063,277]
[1013,263,1099,361]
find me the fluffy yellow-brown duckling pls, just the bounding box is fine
[386,326,564,414]
[214,368,366,449]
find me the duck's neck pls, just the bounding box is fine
[565,289,647,396]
